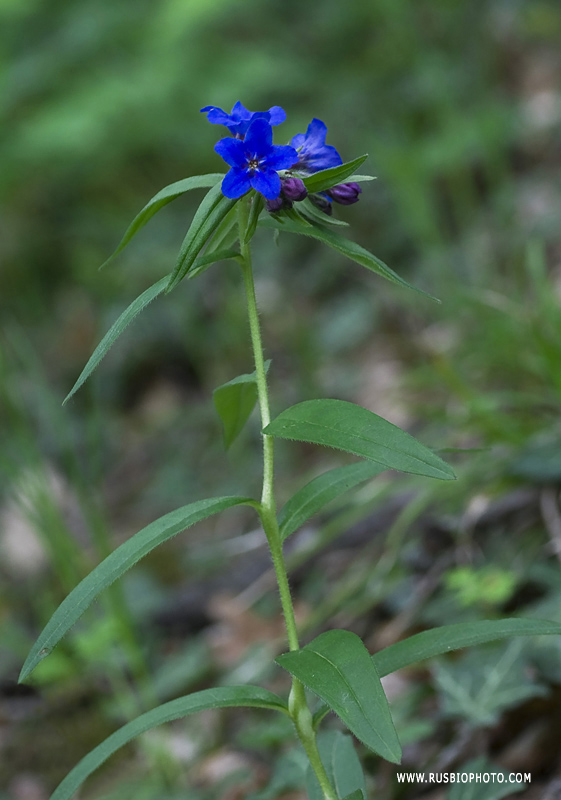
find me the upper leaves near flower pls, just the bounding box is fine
[291,118,343,174]
[215,118,298,200]
[201,100,286,137]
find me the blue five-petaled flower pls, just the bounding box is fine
[215,118,299,200]
[201,101,286,138]
[290,118,343,174]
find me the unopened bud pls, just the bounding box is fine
[266,196,285,213]
[326,182,362,205]
[282,177,307,202]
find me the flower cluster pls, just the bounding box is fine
[202,102,362,213]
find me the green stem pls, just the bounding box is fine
[237,199,337,800]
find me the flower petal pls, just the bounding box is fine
[231,100,250,118]
[265,144,299,171]
[267,106,287,126]
[300,144,342,172]
[290,133,306,150]
[222,168,252,199]
[215,137,247,168]
[201,106,231,126]
[303,118,328,147]
[291,118,343,173]
[250,169,281,200]
[244,118,273,155]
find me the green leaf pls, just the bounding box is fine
[342,793,365,800]
[372,618,561,679]
[101,174,224,268]
[186,247,240,281]
[298,198,350,227]
[448,758,526,800]
[213,360,271,449]
[63,275,169,404]
[346,174,376,183]
[278,461,385,542]
[264,399,455,481]
[64,246,240,404]
[48,686,288,800]
[276,630,402,763]
[166,183,237,292]
[314,617,561,729]
[244,192,264,244]
[205,203,240,254]
[284,205,313,226]
[302,155,368,194]
[306,731,367,800]
[19,497,255,682]
[260,215,437,300]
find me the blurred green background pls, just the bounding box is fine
[2,1,561,798]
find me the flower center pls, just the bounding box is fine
[247,157,260,172]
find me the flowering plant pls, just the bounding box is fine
[20,103,561,800]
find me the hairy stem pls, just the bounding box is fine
[238,198,337,800]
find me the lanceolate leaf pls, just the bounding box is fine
[213,360,271,449]
[302,155,368,194]
[63,275,168,404]
[276,630,402,764]
[204,204,240,255]
[49,687,288,800]
[186,247,240,281]
[19,497,256,682]
[63,246,240,404]
[313,618,561,728]
[260,215,437,300]
[101,173,224,268]
[244,192,264,244]
[346,174,377,183]
[298,199,350,228]
[264,399,455,481]
[167,184,237,292]
[306,731,367,800]
[278,461,385,542]
[372,618,561,679]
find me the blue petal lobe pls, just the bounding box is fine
[301,145,342,172]
[231,101,250,119]
[251,170,281,200]
[268,106,287,125]
[304,118,328,147]
[266,144,299,171]
[290,133,305,150]
[244,118,273,154]
[202,106,232,126]
[215,137,247,168]
[222,169,252,199]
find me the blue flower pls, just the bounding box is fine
[201,101,286,138]
[290,118,343,173]
[215,118,298,200]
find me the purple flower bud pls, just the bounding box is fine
[266,196,285,213]
[326,182,362,205]
[282,177,307,202]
